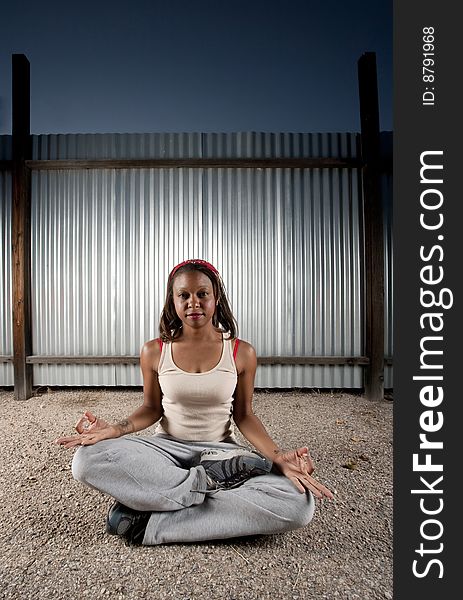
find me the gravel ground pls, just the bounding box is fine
[0,389,392,600]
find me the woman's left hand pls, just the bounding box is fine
[273,446,334,499]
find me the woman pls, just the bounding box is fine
[55,259,333,545]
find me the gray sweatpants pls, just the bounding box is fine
[71,433,315,545]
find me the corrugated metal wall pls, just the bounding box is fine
[31,132,357,160]
[1,132,393,389]
[0,170,13,385]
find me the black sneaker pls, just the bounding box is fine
[199,448,272,490]
[106,501,150,545]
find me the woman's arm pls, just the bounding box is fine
[232,341,333,499]
[232,341,283,458]
[55,340,163,448]
[116,340,164,434]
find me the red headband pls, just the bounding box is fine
[168,259,220,280]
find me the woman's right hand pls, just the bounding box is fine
[54,411,119,449]
[75,410,109,434]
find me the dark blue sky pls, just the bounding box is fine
[1,0,392,135]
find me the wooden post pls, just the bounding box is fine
[358,52,385,401]
[12,54,33,400]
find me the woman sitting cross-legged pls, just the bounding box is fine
[55,259,333,546]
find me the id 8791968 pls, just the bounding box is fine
[422,26,436,106]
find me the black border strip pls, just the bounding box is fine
[394,1,460,596]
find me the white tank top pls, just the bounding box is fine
[156,333,238,442]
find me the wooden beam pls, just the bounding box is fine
[25,157,362,171]
[24,355,370,366]
[26,356,140,365]
[0,356,14,363]
[257,356,369,366]
[1,355,392,367]
[0,157,392,173]
[358,52,385,401]
[12,54,33,400]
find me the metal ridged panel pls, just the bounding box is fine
[3,131,392,389]
[31,170,116,385]
[0,171,13,385]
[114,168,206,385]
[202,132,359,159]
[30,161,364,388]
[31,168,207,386]
[113,165,363,387]
[31,133,203,160]
[205,167,363,388]
[29,132,360,161]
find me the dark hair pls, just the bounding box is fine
[159,263,238,342]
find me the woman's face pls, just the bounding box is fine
[171,270,217,330]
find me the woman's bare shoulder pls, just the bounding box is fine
[141,337,163,352]
[140,338,163,370]
[233,338,257,374]
[233,338,255,353]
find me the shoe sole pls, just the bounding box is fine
[106,502,134,536]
